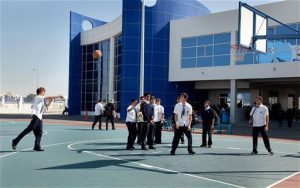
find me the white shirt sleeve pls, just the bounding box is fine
[264,106,269,116]
[161,106,164,114]
[188,105,193,115]
[173,104,179,115]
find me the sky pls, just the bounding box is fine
[0,0,283,96]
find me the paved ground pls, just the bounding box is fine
[0,119,299,188]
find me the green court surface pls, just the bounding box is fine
[0,120,299,188]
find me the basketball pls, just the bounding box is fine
[93,50,102,59]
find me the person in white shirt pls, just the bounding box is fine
[171,93,195,155]
[249,96,273,155]
[12,87,62,151]
[154,98,164,144]
[92,99,104,130]
[126,99,138,150]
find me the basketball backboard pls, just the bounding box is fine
[238,2,300,54]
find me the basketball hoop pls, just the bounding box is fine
[231,44,249,62]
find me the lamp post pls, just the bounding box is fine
[32,68,39,88]
[139,0,145,97]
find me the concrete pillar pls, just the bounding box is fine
[109,37,115,101]
[230,79,237,125]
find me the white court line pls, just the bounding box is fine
[68,141,246,188]
[265,171,300,188]
[0,137,124,159]
[0,131,48,137]
[0,121,16,125]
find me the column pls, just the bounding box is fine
[109,37,115,101]
[230,79,237,125]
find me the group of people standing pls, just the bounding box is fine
[126,93,165,150]
[10,87,273,156]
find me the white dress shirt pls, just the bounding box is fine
[250,104,269,127]
[94,103,104,116]
[154,104,164,122]
[174,102,193,127]
[31,95,45,120]
[126,105,138,122]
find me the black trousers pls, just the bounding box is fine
[137,122,143,144]
[147,123,155,147]
[202,125,212,146]
[92,115,102,129]
[171,126,193,153]
[154,121,162,144]
[173,125,184,143]
[106,115,115,129]
[126,122,137,149]
[252,126,272,152]
[14,115,43,149]
[140,122,149,147]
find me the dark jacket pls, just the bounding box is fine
[141,102,154,122]
[105,103,115,116]
[201,108,215,127]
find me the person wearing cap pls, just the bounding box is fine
[249,96,273,155]
[105,99,116,130]
[171,93,195,155]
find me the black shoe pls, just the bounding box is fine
[33,148,44,152]
[106,128,108,131]
[12,139,17,150]
[132,147,136,150]
[92,125,95,130]
[251,151,258,155]
[99,128,102,130]
[170,151,175,155]
[269,150,274,155]
[200,145,207,147]
[141,147,148,150]
[189,151,196,155]
[181,141,185,144]
[208,145,212,148]
[126,147,133,151]
[149,146,156,150]
[112,128,116,130]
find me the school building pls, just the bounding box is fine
[68,0,300,123]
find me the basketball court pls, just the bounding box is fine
[0,119,299,188]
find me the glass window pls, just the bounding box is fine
[214,55,230,66]
[197,57,212,67]
[214,33,231,44]
[214,43,230,55]
[197,47,204,56]
[182,47,196,58]
[181,58,196,68]
[205,45,213,56]
[182,37,196,47]
[197,35,213,45]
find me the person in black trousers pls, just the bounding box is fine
[170,93,195,155]
[92,100,104,130]
[200,100,215,148]
[125,99,138,150]
[147,96,156,149]
[12,87,62,151]
[249,96,273,155]
[140,93,154,150]
[105,99,116,130]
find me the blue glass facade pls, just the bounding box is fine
[69,1,210,117]
[236,22,300,65]
[120,0,210,118]
[69,12,106,115]
[181,32,231,68]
